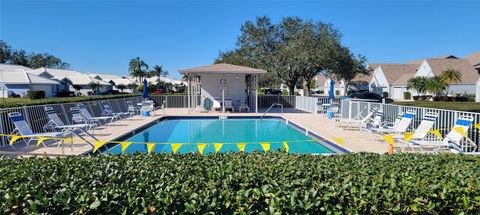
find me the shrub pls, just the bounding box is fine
[403,91,411,100]
[335,90,340,95]
[382,91,389,98]
[26,90,45,99]
[0,153,478,214]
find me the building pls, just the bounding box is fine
[466,51,480,73]
[413,58,479,96]
[179,63,266,112]
[0,64,60,98]
[89,73,136,93]
[31,68,111,95]
[369,64,419,99]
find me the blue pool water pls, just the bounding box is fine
[107,118,336,154]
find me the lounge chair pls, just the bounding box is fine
[369,110,416,138]
[398,112,439,152]
[126,100,140,115]
[406,115,477,153]
[43,106,98,140]
[7,112,72,148]
[337,107,378,130]
[364,108,384,131]
[100,101,133,119]
[212,99,221,111]
[72,106,114,126]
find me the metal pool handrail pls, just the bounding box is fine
[261,103,283,120]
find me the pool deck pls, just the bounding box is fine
[0,108,390,157]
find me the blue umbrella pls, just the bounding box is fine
[328,79,335,101]
[142,78,148,99]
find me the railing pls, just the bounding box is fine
[261,103,283,120]
[0,96,143,146]
[341,100,480,151]
[257,95,338,113]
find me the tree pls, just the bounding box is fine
[327,45,370,95]
[407,76,429,96]
[439,69,462,95]
[72,85,82,95]
[28,53,70,69]
[150,65,168,90]
[88,82,101,94]
[128,57,149,82]
[116,84,127,93]
[0,41,12,63]
[10,50,29,66]
[425,77,446,96]
[127,83,138,93]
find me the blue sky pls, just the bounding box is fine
[1,0,479,79]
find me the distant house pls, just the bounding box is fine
[89,73,136,92]
[466,51,480,73]
[369,64,419,99]
[314,75,345,96]
[31,68,111,95]
[0,64,60,98]
[413,58,479,96]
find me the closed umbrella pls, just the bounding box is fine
[328,79,335,102]
[142,79,148,100]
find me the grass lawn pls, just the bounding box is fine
[394,101,480,113]
[0,94,139,108]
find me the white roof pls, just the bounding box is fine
[142,76,184,85]
[89,73,135,86]
[0,64,59,85]
[32,67,110,86]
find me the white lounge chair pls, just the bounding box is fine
[72,106,114,126]
[369,110,416,139]
[7,112,72,148]
[406,115,477,153]
[212,99,221,111]
[364,108,384,131]
[126,100,139,115]
[101,101,133,119]
[337,107,378,130]
[224,100,234,112]
[398,112,439,152]
[43,106,98,140]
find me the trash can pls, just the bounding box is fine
[326,111,334,119]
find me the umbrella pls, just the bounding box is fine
[142,79,148,100]
[328,79,335,101]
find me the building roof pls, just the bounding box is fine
[0,64,59,85]
[0,64,32,72]
[32,68,111,86]
[407,55,458,65]
[426,58,479,84]
[466,51,480,68]
[351,64,378,82]
[379,64,419,84]
[179,63,266,74]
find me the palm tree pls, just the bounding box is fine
[128,57,149,82]
[439,69,462,96]
[150,65,168,90]
[425,77,446,96]
[127,83,138,93]
[407,76,429,96]
[72,85,82,95]
[116,84,127,93]
[88,81,101,94]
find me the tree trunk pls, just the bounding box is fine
[288,84,295,95]
[305,83,311,97]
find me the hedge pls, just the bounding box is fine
[0,153,479,214]
[394,101,480,113]
[26,90,46,100]
[0,94,139,108]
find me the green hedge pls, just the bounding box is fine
[0,153,479,214]
[26,90,46,100]
[0,94,139,108]
[394,101,480,113]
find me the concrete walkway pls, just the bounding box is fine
[0,108,390,157]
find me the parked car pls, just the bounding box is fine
[347,92,393,103]
[153,89,168,94]
[263,89,282,95]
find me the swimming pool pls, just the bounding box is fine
[106,117,343,154]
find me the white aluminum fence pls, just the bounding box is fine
[256,95,337,113]
[0,97,144,146]
[341,100,480,151]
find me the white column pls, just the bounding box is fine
[255,74,258,113]
[187,74,191,114]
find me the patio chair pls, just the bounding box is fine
[363,108,383,131]
[405,115,477,153]
[369,110,416,139]
[7,112,72,148]
[43,106,98,140]
[398,112,439,152]
[100,101,132,119]
[224,100,234,112]
[212,99,221,111]
[239,100,250,112]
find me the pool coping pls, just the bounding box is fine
[91,115,350,155]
